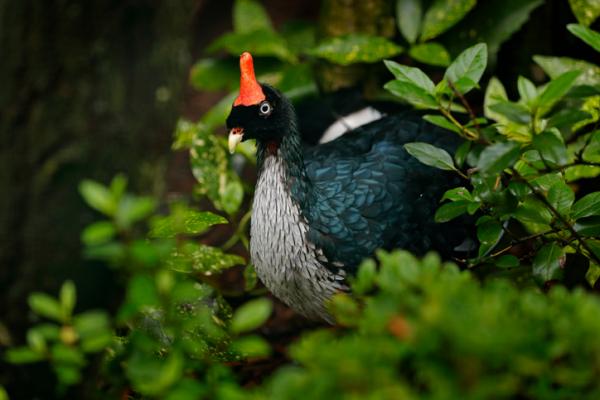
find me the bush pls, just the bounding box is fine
[4,0,600,398]
[261,251,600,399]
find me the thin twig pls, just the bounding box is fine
[222,209,252,250]
[447,79,481,137]
[439,107,478,140]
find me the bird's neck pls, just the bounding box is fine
[256,122,310,206]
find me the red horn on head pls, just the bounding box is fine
[234,52,266,106]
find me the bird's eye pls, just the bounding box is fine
[258,101,272,116]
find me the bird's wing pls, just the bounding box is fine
[300,112,462,273]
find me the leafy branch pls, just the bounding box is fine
[512,168,600,266]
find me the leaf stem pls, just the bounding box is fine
[439,107,478,140]
[222,209,252,250]
[447,79,481,137]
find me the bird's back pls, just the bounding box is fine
[297,111,466,272]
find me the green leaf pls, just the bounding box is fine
[75,311,112,352]
[384,80,438,109]
[5,347,45,364]
[547,109,592,131]
[454,141,471,167]
[396,0,422,44]
[575,216,600,236]
[81,331,113,353]
[537,70,581,116]
[488,101,531,124]
[435,201,469,222]
[532,130,568,166]
[329,293,361,327]
[484,77,508,121]
[586,261,600,286]
[530,172,562,192]
[278,63,318,101]
[31,324,60,341]
[477,217,503,257]
[281,21,316,54]
[81,221,116,246]
[79,180,115,216]
[0,385,8,400]
[83,242,126,262]
[220,180,244,216]
[115,195,156,229]
[230,298,272,334]
[569,0,600,26]
[495,255,520,268]
[208,30,296,63]
[567,23,600,52]
[444,43,488,94]
[572,192,600,219]
[508,181,531,198]
[27,329,47,353]
[533,242,565,283]
[384,60,435,93]
[230,335,271,358]
[517,76,538,105]
[441,187,474,202]
[583,131,600,162]
[420,0,477,41]
[127,350,184,395]
[119,275,160,321]
[189,58,239,92]
[167,241,245,274]
[110,174,127,199]
[376,250,420,290]
[565,165,600,182]
[233,0,273,33]
[60,281,76,320]
[310,34,403,66]
[201,92,238,130]
[513,196,553,226]
[423,115,461,134]
[352,258,377,295]
[547,181,575,215]
[533,56,600,86]
[477,141,521,174]
[166,379,205,400]
[74,311,110,338]
[588,240,600,260]
[51,343,85,366]
[185,114,246,215]
[404,142,457,171]
[409,42,451,67]
[244,263,258,291]
[441,0,543,63]
[150,205,227,238]
[54,365,81,387]
[28,293,63,322]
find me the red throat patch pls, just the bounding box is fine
[234,52,266,106]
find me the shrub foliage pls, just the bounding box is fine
[4,0,600,398]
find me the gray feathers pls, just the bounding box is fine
[250,153,347,322]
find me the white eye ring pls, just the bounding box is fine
[259,101,272,116]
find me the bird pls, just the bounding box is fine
[226,52,466,322]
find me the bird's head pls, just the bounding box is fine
[226,52,293,154]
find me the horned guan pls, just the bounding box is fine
[226,52,467,322]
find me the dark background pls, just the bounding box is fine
[0,0,597,397]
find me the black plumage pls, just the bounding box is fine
[300,111,465,273]
[226,52,469,320]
